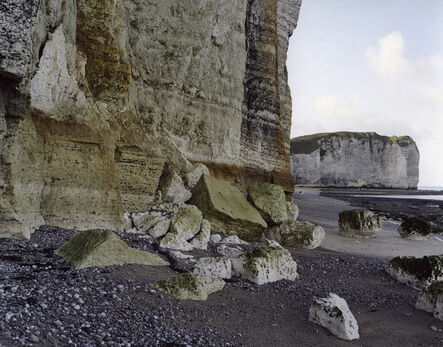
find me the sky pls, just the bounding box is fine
[287,0,443,187]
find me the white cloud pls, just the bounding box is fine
[313,94,360,120]
[366,31,413,78]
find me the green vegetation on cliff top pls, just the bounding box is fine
[290,131,414,154]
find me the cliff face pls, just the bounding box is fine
[0,0,301,238]
[290,132,420,189]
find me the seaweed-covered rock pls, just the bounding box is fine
[309,293,359,340]
[159,233,193,251]
[338,209,382,238]
[190,219,211,250]
[275,220,325,249]
[57,230,167,269]
[231,240,298,285]
[151,273,225,301]
[398,217,431,240]
[148,219,171,239]
[170,205,202,240]
[286,202,299,221]
[193,257,232,279]
[415,281,443,321]
[247,182,288,224]
[385,255,443,290]
[189,175,267,241]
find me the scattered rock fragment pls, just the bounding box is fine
[190,219,211,250]
[161,172,192,204]
[148,219,171,239]
[338,209,382,238]
[231,240,298,285]
[189,175,267,241]
[159,234,193,251]
[385,255,443,290]
[210,233,223,243]
[216,244,243,258]
[57,230,168,269]
[132,213,165,233]
[309,293,360,340]
[151,273,225,301]
[247,182,288,224]
[416,281,443,321]
[170,205,202,240]
[398,217,431,240]
[193,257,232,279]
[274,220,325,249]
[220,235,249,245]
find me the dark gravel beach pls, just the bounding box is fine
[1,227,442,346]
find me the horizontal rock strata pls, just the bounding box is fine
[290,132,419,189]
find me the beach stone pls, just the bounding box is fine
[416,281,443,320]
[151,273,225,301]
[193,257,232,279]
[170,205,202,240]
[216,245,243,258]
[148,219,171,239]
[190,219,211,250]
[231,240,298,285]
[123,212,133,231]
[186,163,210,188]
[160,233,193,251]
[275,220,325,249]
[210,234,223,243]
[132,213,165,233]
[161,172,192,204]
[385,255,443,290]
[57,230,167,269]
[220,235,249,245]
[189,175,267,241]
[247,182,288,224]
[309,293,360,340]
[286,202,299,221]
[398,217,431,240]
[338,209,382,238]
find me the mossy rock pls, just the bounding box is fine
[57,230,168,269]
[189,175,267,241]
[247,182,288,224]
[151,272,225,301]
[170,205,202,240]
[276,220,325,249]
[338,209,382,238]
[398,217,431,240]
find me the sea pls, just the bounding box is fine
[352,186,443,201]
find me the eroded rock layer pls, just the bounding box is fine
[290,132,419,189]
[0,0,301,238]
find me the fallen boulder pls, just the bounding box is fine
[170,205,202,240]
[193,257,232,279]
[189,175,267,241]
[159,233,193,251]
[398,217,431,240]
[415,281,443,321]
[132,213,165,233]
[338,209,382,238]
[148,219,171,239]
[309,293,359,340]
[57,230,167,269]
[247,182,288,224]
[220,235,249,245]
[275,220,325,249]
[190,219,211,250]
[231,240,298,285]
[160,172,192,204]
[286,202,299,221]
[186,163,210,188]
[151,273,225,301]
[385,255,443,290]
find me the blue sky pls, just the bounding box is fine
[288,0,443,186]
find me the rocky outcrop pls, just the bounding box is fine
[273,220,325,249]
[398,217,431,240]
[0,0,301,239]
[338,209,383,239]
[290,132,420,189]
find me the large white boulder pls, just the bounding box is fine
[274,220,325,249]
[170,205,203,240]
[186,163,210,188]
[286,202,299,221]
[416,281,443,321]
[161,172,192,204]
[190,219,211,250]
[148,219,171,239]
[309,293,360,340]
[193,257,232,279]
[231,240,298,285]
[159,233,193,251]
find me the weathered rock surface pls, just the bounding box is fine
[160,172,192,204]
[151,273,225,301]
[290,132,419,189]
[415,281,443,321]
[385,255,443,290]
[193,257,232,279]
[231,240,298,285]
[190,219,211,250]
[398,217,431,240]
[247,183,288,224]
[286,201,299,221]
[170,205,202,241]
[132,213,165,233]
[220,235,249,245]
[57,230,167,269]
[189,175,267,241]
[0,0,301,239]
[274,220,325,249]
[148,219,171,239]
[186,163,210,189]
[216,244,244,258]
[159,233,193,252]
[338,209,383,239]
[309,293,360,340]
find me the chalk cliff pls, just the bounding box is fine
[0,0,301,238]
[290,132,419,189]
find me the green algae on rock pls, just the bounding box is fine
[151,272,225,301]
[338,209,382,239]
[170,205,202,241]
[416,281,443,321]
[276,220,325,249]
[189,175,267,241]
[57,230,167,269]
[247,182,288,224]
